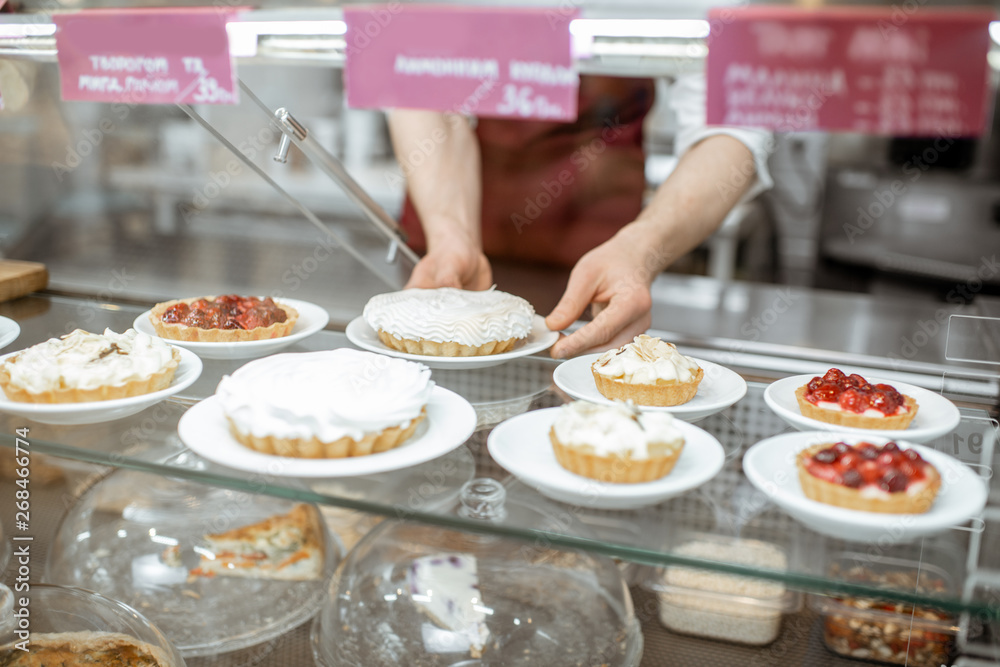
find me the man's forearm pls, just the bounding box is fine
[387,109,483,250]
[619,134,759,274]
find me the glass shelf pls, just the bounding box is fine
[0,294,998,622]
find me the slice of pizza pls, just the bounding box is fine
[189,503,325,581]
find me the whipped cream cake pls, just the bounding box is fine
[363,287,534,356]
[0,328,180,403]
[591,335,703,406]
[549,400,685,483]
[217,348,433,458]
[407,553,490,658]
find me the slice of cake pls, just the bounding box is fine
[407,554,490,658]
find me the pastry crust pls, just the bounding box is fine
[0,631,175,666]
[592,366,704,407]
[149,296,298,343]
[377,329,518,357]
[0,347,180,404]
[227,408,426,459]
[190,503,325,581]
[796,444,941,514]
[795,385,919,430]
[549,427,683,484]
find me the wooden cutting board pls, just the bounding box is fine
[0,260,48,302]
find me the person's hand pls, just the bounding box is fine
[545,231,659,359]
[405,238,493,290]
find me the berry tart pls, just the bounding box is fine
[549,400,685,483]
[363,287,534,357]
[0,329,180,403]
[149,295,298,343]
[591,335,704,407]
[797,440,941,513]
[795,368,918,430]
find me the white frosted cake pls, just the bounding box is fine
[217,349,433,458]
[407,553,490,658]
[591,335,703,406]
[363,287,534,356]
[550,400,686,483]
[0,328,179,403]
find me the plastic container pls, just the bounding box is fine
[811,553,958,666]
[311,478,643,667]
[648,533,800,646]
[0,584,186,666]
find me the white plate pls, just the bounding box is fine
[763,374,961,443]
[133,298,329,360]
[0,347,202,425]
[552,353,747,422]
[345,315,559,370]
[743,431,988,541]
[0,316,20,350]
[487,407,725,510]
[177,386,477,478]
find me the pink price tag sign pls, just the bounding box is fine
[706,7,996,137]
[54,8,238,105]
[344,5,579,122]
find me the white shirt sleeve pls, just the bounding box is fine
[667,72,775,203]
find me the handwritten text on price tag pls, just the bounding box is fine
[54,8,238,105]
[344,5,579,122]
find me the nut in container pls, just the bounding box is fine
[811,552,958,666]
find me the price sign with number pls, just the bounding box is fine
[344,5,579,122]
[53,8,239,105]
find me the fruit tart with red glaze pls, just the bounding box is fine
[795,368,918,430]
[797,440,941,513]
[149,295,298,343]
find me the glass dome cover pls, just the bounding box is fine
[0,583,186,666]
[312,478,643,667]
[45,469,342,657]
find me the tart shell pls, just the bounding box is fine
[549,428,683,484]
[227,408,426,459]
[149,296,299,343]
[794,385,919,430]
[796,443,941,514]
[591,366,704,407]
[0,347,180,404]
[377,330,519,357]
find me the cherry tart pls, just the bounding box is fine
[150,295,298,343]
[795,368,918,430]
[797,441,941,514]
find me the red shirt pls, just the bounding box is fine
[401,75,655,268]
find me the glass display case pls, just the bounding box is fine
[0,3,999,666]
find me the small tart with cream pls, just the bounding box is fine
[797,440,940,513]
[363,287,534,357]
[150,294,298,343]
[217,349,433,459]
[796,368,918,430]
[0,329,180,403]
[549,400,685,483]
[591,335,704,406]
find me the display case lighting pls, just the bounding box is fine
[0,23,56,38]
[569,18,711,40]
